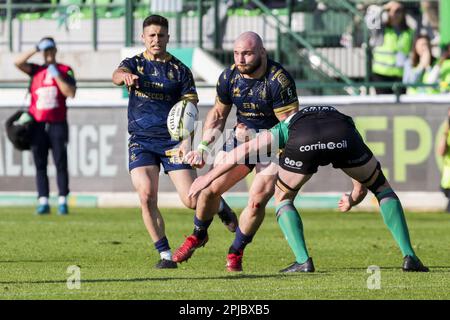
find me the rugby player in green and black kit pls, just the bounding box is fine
[188,106,429,273]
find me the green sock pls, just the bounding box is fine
[276,200,310,264]
[378,191,416,258]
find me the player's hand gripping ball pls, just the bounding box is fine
[167,100,198,141]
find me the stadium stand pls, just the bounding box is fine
[0,0,446,95]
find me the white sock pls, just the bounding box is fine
[58,196,67,205]
[160,250,172,261]
[39,197,49,205]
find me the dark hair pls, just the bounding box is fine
[411,35,433,67]
[143,15,169,30]
[386,5,409,31]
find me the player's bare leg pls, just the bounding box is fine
[226,162,277,271]
[173,148,238,231]
[274,167,315,273]
[131,165,176,269]
[197,165,250,220]
[168,168,198,209]
[341,156,428,272]
[173,164,250,263]
[212,150,239,231]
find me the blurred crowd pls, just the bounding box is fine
[341,0,448,94]
[2,1,449,94]
[208,0,448,94]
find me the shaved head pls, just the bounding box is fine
[233,32,266,77]
[234,32,264,51]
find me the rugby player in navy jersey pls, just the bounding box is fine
[112,15,237,269]
[188,106,429,273]
[173,32,300,272]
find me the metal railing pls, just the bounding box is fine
[251,0,360,94]
[0,0,366,51]
[0,0,444,97]
[0,80,444,99]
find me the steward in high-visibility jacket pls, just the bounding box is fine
[372,26,414,78]
[439,59,450,92]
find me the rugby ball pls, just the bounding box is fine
[167,100,198,141]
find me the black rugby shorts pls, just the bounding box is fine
[280,112,373,174]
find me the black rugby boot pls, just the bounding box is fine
[280,257,315,273]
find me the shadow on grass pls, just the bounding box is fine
[0,260,77,264]
[327,266,450,272]
[0,272,325,286]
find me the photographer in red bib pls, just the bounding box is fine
[14,37,77,215]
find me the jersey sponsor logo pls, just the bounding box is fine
[301,106,337,113]
[242,102,259,110]
[277,73,290,88]
[134,90,170,101]
[299,140,348,152]
[143,81,164,89]
[284,157,303,169]
[238,110,265,118]
[271,68,283,81]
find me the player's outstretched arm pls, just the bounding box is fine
[112,68,139,87]
[188,130,274,197]
[338,179,368,212]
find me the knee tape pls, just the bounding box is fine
[276,175,300,194]
[364,162,386,194]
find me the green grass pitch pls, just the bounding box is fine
[0,207,449,300]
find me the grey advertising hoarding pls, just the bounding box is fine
[0,103,448,193]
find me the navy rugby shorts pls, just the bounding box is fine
[128,134,192,173]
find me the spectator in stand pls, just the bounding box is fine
[420,1,440,46]
[370,1,414,94]
[436,43,450,92]
[417,43,450,93]
[403,35,439,94]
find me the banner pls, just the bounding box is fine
[0,103,448,192]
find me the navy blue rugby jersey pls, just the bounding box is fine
[118,51,198,138]
[216,59,299,130]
